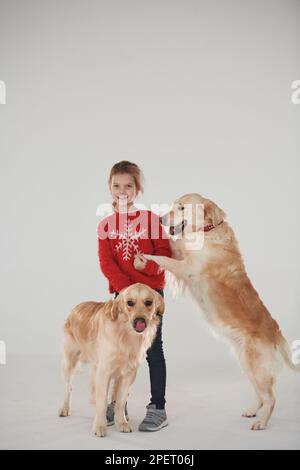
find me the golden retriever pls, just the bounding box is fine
[144,193,299,430]
[58,283,164,437]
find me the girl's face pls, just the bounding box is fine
[110,173,137,209]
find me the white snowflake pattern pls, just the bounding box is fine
[110,221,147,261]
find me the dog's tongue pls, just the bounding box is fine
[135,320,146,332]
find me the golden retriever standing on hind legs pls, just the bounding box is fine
[58,283,164,437]
[144,193,299,431]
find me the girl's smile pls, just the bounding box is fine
[110,173,137,212]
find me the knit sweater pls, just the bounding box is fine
[97,209,171,293]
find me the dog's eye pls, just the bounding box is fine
[145,300,153,307]
[178,205,184,211]
[127,300,135,307]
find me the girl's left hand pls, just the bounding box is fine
[134,253,148,270]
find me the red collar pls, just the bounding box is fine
[203,220,224,232]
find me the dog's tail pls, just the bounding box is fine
[278,337,300,372]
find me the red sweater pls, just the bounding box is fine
[97,209,171,293]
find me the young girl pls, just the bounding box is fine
[97,160,171,432]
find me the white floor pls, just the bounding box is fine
[0,354,299,450]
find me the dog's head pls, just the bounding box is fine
[104,283,165,334]
[161,193,225,237]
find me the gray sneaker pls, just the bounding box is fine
[106,401,129,426]
[138,404,168,432]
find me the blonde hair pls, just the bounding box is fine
[108,161,145,195]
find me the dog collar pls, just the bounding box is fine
[203,220,224,232]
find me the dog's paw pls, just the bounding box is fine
[93,424,107,437]
[242,409,257,418]
[251,420,266,431]
[116,421,132,433]
[58,406,70,417]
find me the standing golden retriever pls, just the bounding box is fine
[58,283,164,437]
[145,193,299,430]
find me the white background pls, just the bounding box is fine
[0,0,299,449]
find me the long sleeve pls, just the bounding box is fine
[139,213,172,276]
[98,237,132,292]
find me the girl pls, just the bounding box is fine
[97,160,171,432]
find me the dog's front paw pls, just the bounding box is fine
[251,420,266,431]
[143,254,154,261]
[242,409,257,418]
[115,421,132,433]
[93,423,107,437]
[58,406,70,417]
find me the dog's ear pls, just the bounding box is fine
[103,299,120,321]
[155,291,165,316]
[111,297,121,321]
[204,199,226,227]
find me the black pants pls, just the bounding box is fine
[114,288,166,410]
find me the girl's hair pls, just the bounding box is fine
[108,161,145,195]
